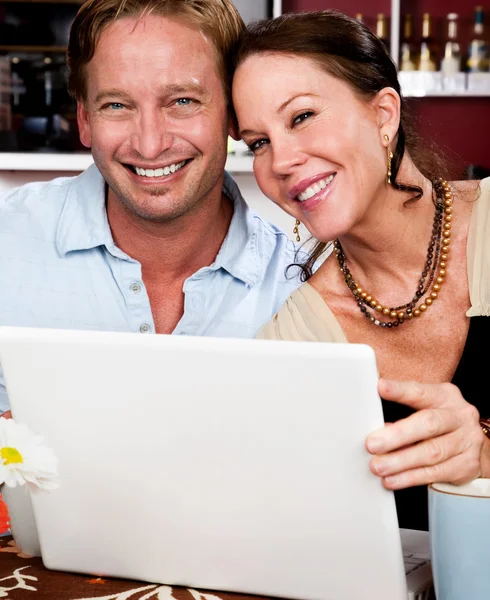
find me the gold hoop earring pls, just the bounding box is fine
[384,134,394,185]
[293,219,301,242]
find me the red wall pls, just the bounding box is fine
[282,0,490,173]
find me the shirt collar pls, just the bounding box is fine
[212,171,262,288]
[56,164,116,257]
[56,166,263,287]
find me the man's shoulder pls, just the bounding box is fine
[0,166,103,238]
[222,172,302,285]
[250,211,306,269]
[251,211,296,254]
[0,174,75,217]
[245,211,307,300]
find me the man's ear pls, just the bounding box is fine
[227,111,240,141]
[77,101,92,148]
[375,87,401,143]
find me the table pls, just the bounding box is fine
[0,536,273,600]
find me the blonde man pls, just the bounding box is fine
[0,0,301,415]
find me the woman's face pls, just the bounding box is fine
[233,53,390,242]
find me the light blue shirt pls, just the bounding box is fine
[0,164,302,413]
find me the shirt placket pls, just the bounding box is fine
[173,271,209,336]
[111,253,155,334]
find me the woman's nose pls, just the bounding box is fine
[270,138,307,177]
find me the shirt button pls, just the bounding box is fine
[130,282,142,294]
[139,323,151,334]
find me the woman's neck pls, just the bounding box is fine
[330,161,442,308]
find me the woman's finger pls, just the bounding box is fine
[370,428,471,478]
[380,453,482,490]
[367,407,459,454]
[368,380,481,455]
[378,379,458,411]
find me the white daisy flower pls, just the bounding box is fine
[0,418,58,491]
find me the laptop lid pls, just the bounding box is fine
[0,326,408,600]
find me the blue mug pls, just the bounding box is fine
[429,479,490,600]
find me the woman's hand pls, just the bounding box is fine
[366,378,485,490]
[0,411,11,419]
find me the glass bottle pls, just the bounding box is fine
[400,14,418,71]
[376,14,389,50]
[441,13,462,75]
[419,13,438,72]
[467,6,490,73]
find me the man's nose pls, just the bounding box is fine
[130,110,174,160]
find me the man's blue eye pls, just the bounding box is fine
[176,98,193,106]
[109,103,124,110]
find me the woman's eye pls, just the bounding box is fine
[248,139,269,153]
[293,111,313,126]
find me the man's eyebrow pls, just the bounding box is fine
[94,90,132,104]
[163,82,208,96]
[94,83,208,104]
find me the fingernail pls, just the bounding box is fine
[367,437,384,453]
[380,378,397,391]
[384,475,399,488]
[372,459,389,476]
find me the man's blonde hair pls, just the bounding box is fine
[67,0,245,103]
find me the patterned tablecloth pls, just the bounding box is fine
[0,536,274,600]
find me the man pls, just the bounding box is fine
[0,0,301,415]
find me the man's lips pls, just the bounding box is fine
[124,159,192,178]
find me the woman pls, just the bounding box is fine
[231,10,490,530]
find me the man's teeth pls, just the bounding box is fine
[134,160,186,177]
[297,174,335,202]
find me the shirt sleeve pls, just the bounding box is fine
[0,368,10,414]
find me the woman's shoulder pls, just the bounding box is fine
[478,176,490,201]
[257,283,348,343]
[452,177,490,203]
[464,177,490,317]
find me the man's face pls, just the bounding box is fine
[77,15,231,223]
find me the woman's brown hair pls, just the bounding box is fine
[67,0,245,104]
[232,11,450,279]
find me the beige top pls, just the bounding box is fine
[258,177,490,342]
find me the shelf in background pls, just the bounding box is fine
[403,89,490,98]
[399,72,490,99]
[0,152,255,173]
[0,45,68,53]
[226,154,254,173]
[4,0,82,3]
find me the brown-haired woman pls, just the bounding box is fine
[232,10,490,531]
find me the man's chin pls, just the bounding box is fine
[122,192,194,224]
[144,185,172,197]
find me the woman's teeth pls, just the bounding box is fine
[297,174,335,202]
[134,160,186,177]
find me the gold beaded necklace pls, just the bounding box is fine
[334,178,453,330]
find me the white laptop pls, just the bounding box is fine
[0,327,433,600]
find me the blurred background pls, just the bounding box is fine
[0,0,489,231]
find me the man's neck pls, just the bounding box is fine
[107,190,234,285]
